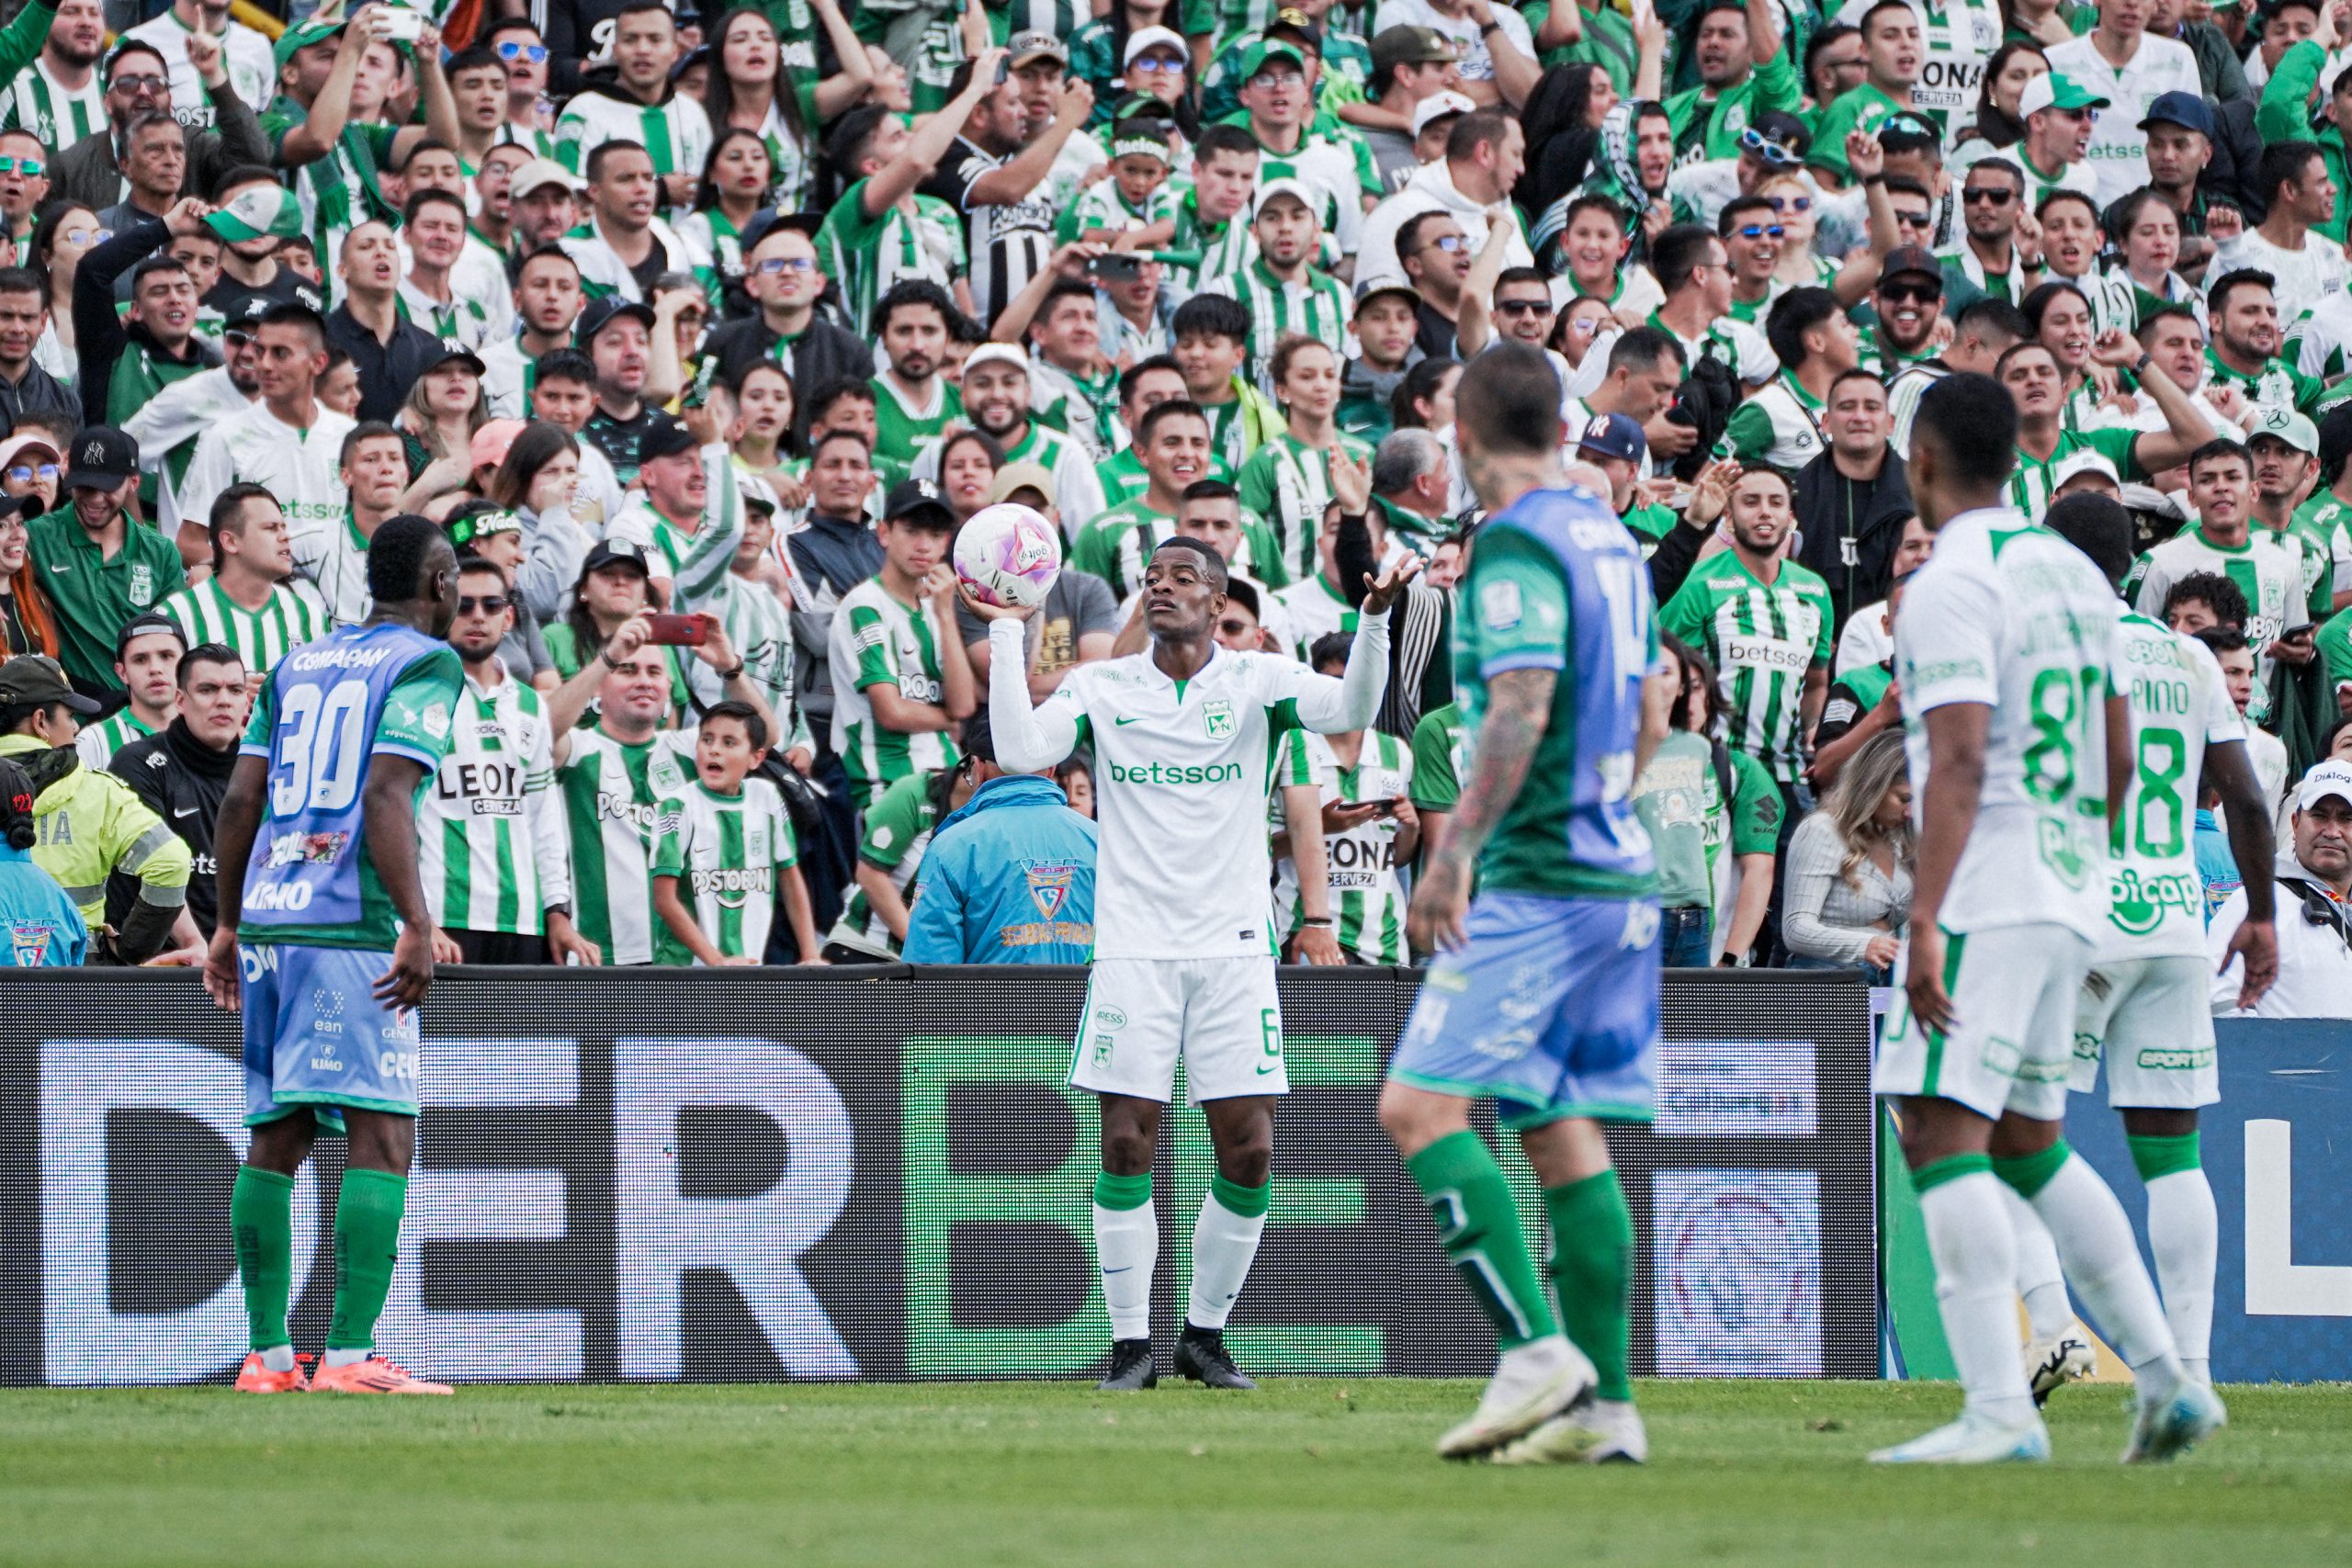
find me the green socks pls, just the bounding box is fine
[1991,1140,2072,1201]
[231,1166,296,1352]
[327,1168,409,1352]
[1406,1131,1559,1348]
[1544,1170,1635,1403]
[2129,1132,2201,1182]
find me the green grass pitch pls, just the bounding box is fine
[2,1380,2346,1566]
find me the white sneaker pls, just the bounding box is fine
[1490,1397,1647,1465]
[2025,1324,2098,1405]
[1435,1337,1597,1460]
[1868,1410,2051,1465]
[2123,1376,2226,1464]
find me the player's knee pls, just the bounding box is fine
[2121,1107,2198,1139]
[1987,1110,2061,1160]
[1214,1131,1272,1187]
[1100,1124,1156,1176]
[1375,1080,1460,1154]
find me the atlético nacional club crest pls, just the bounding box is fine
[1024,863,1075,921]
[1202,700,1236,740]
[128,563,153,606]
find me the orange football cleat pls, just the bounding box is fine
[310,1355,453,1394]
[232,1351,310,1393]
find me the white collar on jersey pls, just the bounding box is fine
[1136,638,1227,689]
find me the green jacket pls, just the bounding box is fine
[2259,40,2350,245]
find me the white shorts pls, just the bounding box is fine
[1071,956,1287,1105]
[1875,922,2091,1122]
[2070,953,2220,1109]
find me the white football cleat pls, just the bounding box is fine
[2123,1377,2226,1464]
[2025,1325,2098,1405]
[1869,1410,2051,1465]
[1489,1397,1647,1465]
[1435,1337,1597,1460]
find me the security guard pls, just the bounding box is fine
[0,654,192,962]
[0,754,85,966]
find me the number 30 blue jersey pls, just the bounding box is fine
[238,623,465,950]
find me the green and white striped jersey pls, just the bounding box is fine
[397,277,495,351]
[2006,426,2142,518]
[826,579,963,808]
[1069,496,1289,601]
[1167,188,1258,293]
[650,777,797,964]
[814,178,968,336]
[557,728,696,965]
[3,59,102,150]
[2126,525,2325,727]
[1271,727,1413,964]
[73,708,155,769]
[689,570,809,752]
[1271,572,1363,663]
[552,85,714,180]
[822,768,939,957]
[605,446,744,612]
[1658,552,1835,785]
[2292,490,2352,604]
[1199,261,1351,397]
[559,214,718,307]
[1235,430,1373,585]
[420,672,570,937]
[1716,370,1827,472]
[871,373,963,470]
[154,577,331,679]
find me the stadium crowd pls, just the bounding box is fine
[1,0,2350,1013]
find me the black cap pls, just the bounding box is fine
[0,654,102,714]
[62,426,139,491]
[1880,244,1944,286]
[1749,108,1812,156]
[424,344,489,378]
[637,415,700,464]
[113,610,187,661]
[883,477,956,527]
[580,538,651,578]
[578,296,657,345]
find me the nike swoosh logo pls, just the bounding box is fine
[1256,1064,1279,1075]
[1101,1266,1133,1275]
[1114,716,1141,725]
[47,563,69,572]
[173,806,198,818]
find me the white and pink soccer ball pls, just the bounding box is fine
[954,502,1063,609]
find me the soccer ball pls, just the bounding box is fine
[954,502,1063,609]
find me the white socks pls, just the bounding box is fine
[2027,1154,2185,1390]
[257,1344,295,1373]
[1092,1200,1158,1340]
[2000,1183,2073,1341]
[1186,1187,1269,1331]
[321,1347,371,1369]
[2145,1168,2217,1383]
[1919,1168,2038,1427]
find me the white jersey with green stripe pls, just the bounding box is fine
[823,767,939,957]
[650,777,797,963]
[154,577,332,679]
[3,58,103,150]
[871,373,963,470]
[74,709,155,769]
[2100,608,2242,963]
[1235,429,1372,584]
[1716,370,1827,473]
[1894,506,2125,940]
[827,578,963,808]
[285,510,375,629]
[557,728,696,965]
[1657,551,1835,785]
[420,671,570,937]
[1198,262,1351,396]
[397,277,496,352]
[552,85,714,179]
[1271,727,1413,964]
[688,571,808,752]
[2125,524,2320,727]
[560,213,717,306]
[177,401,356,554]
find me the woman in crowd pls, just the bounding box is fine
[728,361,803,504]
[697,3,870,221]
[487,421,592,630]
[1949,40,2049,165]
[2023,279,2108,429]
[1240,338,1372,588]
[546,546,691,724]
[2098,187,2207,332]
[1757,171,1841,296]
[28,202,101,388]
[0,463,59,658]
[1391,357,1461,435]
[1782,728,1915,985]
[1550,293,1618,373]
[937,427,1003,524]
[683,128,778,311]
[399,348,492,501]
[1637,635,1779,968]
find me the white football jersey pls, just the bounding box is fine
[2100,609,2244,963]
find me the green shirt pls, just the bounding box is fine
[2204,346,2326,422]
[2007,424,2145,515]
[1408,702,1465,814]
[1805,82,1904,185]
[1658,551,1834,785]
[824,768,940,958]
[1663,52,1802,163]
[1235,430,1374,586]
[25,514,187,693]
[1634,729,1781,908]
[870,373,964,470]
[813,178,965,336]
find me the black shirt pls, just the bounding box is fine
[206,267,325,329]
[324,303,448,423]
[107,717,236,938]
[700,313,872,442]
[582,402,660,485]
[1414,299,1459,363]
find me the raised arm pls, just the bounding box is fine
[277,12,380,167]
[864,45,1009,218]
[980,612,1085,769]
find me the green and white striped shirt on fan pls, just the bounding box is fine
[557,728,697,966]
[1658,552,1835,786]
[826,579,962,809]
[1200,261,1351,396]
[1237,430,1372,586]
[4,60,102,150]
[419,675,570,938]
[74,708,154,768]
[154,577,332,679]
[1271,727,1414,964]
[822,769,940,959]
[650,777,798,964]
[552,88,714,180]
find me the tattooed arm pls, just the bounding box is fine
[1405,667,1555,955]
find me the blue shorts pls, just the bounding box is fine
[1390,892,1661,1128]
[240,942,422,1129]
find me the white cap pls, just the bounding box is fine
[738,472,781,513]
[963,343,1031,376]
[2052,449,2120,489]
[512,157,582,197]
[1124,25,1188,66]
[2296,760,2352,811]
[1412,89,1476,137]
[1252,176,1317,219]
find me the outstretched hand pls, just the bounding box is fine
[1360,553,1423,616]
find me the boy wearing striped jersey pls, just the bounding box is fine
[176,305,354,553]
[420,558,594,966]
[551,3,713,191]
[827,480,977,809]
[1872,374,2221,1465]
[975,533,1413,1393]
[1658,467,1832,793]
[2043,492,2278,1393]
[1272,635,1419,964]
[1198,181,1351,397]
[650,701,821,965]
[155,485,331,682]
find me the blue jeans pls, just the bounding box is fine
[1660,905,1713,968]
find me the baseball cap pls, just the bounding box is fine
[1252,176,1317,219]
[1239,38,1308,79]
[2296,759,2352,811]
[1353,276,1423,312]
[2249,405,2322,457]
[113,610,186,661]
[2052,449,2121,490]
[62,426,139,491]
[637,415,700,464]
[1267,6,1323,50]
[1747,108,1812,159]
[2018,73,2110,119]
[272,16,339,70]
[512,157,583,198]
[579,296,656,345]
[1412,89,1477,137]
[1007,29,1068,67]
[1575,412,1645,464]
[1371,24,1464,72]
[1110,122,1174,164]
[963,343,1031,377]
[885,478,957,527]
[469,418,527,472]
[580,538,650,578]
[1123,25,1188,66]
[424,344,488,379]
[0,654,101,715]
[739,472,781,513]
[1879,245,1943,287]
[989,461,1057,505]
[2138,89,2215,138]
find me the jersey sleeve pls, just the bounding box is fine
[376,648,465,768]
[843,601,900,692]
[2092,424,2150,484]
[1805,578,1836,664]
[858,775,929,870]
[240,676,278,760]
[2182,635,2246,746]
[648,795,688,880]
[1894,558,2001,712]
[1716,399,1774,463]
[1727,750,1785,856]
[1273,728,1315,790]
[1464,525,1572,677]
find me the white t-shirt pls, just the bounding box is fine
[2210,226,2352,333]
[985,614,1391,959]
[1371,0,1533,93]
[1894,504,2124,940]
[2099,609,2243,962]
[2042,32,2204,205]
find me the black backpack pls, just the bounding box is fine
[1664,351,1742,481]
